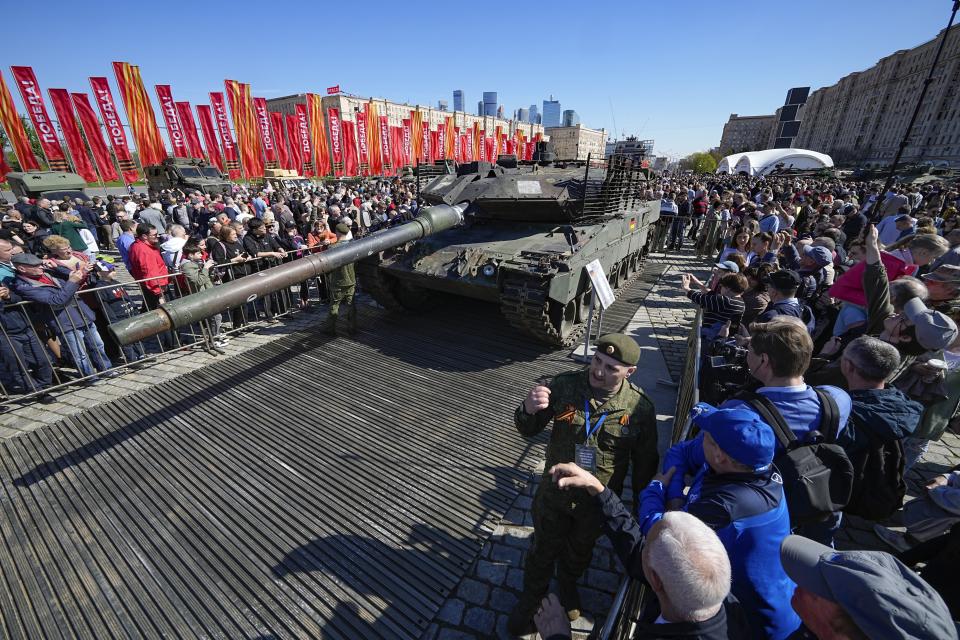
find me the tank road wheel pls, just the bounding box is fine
[608,265,621,291]
[550,299,578,342]
[393,280,434,310]
[576,285,593,323]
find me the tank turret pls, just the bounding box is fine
[359,154,660,345]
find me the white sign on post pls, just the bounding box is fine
[585,259,615,309]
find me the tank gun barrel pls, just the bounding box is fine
[109,203,465,346]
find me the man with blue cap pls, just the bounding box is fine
[640,403,801,640]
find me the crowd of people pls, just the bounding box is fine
[513,173,960,639]
[0,177,423,403]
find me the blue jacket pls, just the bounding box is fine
[756,299,815,333]
[11,273,94,332]
[643,434,801,640]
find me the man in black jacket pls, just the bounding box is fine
[242,218,286,321]
[534,463,751,640]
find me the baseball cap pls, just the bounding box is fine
[903,297,959,351]
[335,223,350,234]
[895,214,917,224]
[11,253,43,266]
[690,403,775,472]
[765,269,802,290]
[714,260,740,273]
[780,535,958,640]
[802,245,833,267]
[922,264,960,284]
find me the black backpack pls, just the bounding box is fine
[842,424,906,521]
[735,389,854,526]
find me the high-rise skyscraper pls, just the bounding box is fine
[438,100,448,111]
[483,91,498,117]
[529,104,539,124]
[542,97,561,127]
[517,107,529,123]
[453,89,464,112]
[497,105,504,118]
[562,110,580,126]
[477,101,484,116]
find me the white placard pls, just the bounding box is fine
[585,259,615,309]
[516,180,542,195]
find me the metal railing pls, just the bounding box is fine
[592,310,703,640]
[0,244,332,409]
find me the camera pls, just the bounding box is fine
[699,339,755,405]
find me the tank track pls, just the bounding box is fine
[356,257,402,310]
[500,252,647,347]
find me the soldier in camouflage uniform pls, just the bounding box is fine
[507,333,658,636]
[320,223,357,336]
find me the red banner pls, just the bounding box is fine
[379,115,392,174]
[112,62,166,166]
[341,120,359,176]
[328,107,343,177]
[47,89,96,183]
[10,66,67,171]
[423,119,431,163]
[270,111,289,171]
[478,130,486,161]
[485,135,494,162]
[174,102,204,159]
[286,113,302,174]
[465,128,473,162]
[295,102,313,177]
[457,133,466,163]
[307,94,330,176]
[0,70,39,172]
[252,97,277,168]
[326,85,340,95]
[436,124,446,160]
[71,92,119,182]
[401,118,412,167]
[89,77,138,182]
[390,126,404,171]
[196,104,223,171]
[355,111,369,176]
[154,85,189,158]
[209,92,241,179]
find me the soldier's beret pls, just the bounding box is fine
[335,223,350,234]
[595,333,640,366]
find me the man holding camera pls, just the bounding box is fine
[507,333,658,636]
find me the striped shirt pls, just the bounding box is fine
[686,290,745,334]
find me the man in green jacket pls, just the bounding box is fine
[508,333,658,636]
[320,223,356,336]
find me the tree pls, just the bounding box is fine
[681,151,718,173]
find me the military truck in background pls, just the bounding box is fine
[252,168,313,193]
[6,171,88,202]
[144,158,232,197]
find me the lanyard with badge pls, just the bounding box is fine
[575,399,607,473]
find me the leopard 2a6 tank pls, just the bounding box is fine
[357,153,660,345]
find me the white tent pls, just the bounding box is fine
[716,153,746,174]
[717,149,834,176]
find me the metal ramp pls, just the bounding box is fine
[0,266,664,639]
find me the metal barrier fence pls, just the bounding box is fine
[592,310,702,640]
[0,244,331,408]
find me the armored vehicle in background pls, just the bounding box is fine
[358,154,660,345]
[253,168,313,193]
[144,158,232,197]
[6,171,88,201]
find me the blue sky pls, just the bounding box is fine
[5,0,954,158]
